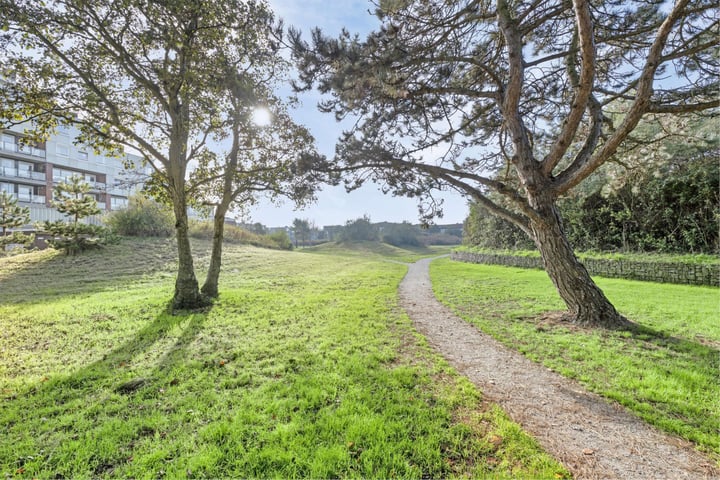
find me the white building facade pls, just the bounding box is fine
[0,123,145,227]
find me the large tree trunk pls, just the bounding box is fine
[530,200,631,329]
[201,203,229,298]
[171,191,206,310]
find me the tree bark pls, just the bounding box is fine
[530,199,631,329]
[201,203,229,298]
[171,190,206,310]
[200,109,242,298]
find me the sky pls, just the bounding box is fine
[246,0,470,228]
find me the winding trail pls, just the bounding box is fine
[399,257,717,479]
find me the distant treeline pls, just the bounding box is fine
[334,216,462,247]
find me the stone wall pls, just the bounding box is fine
[451,251,719,287]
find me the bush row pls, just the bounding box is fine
[451,250,719,287]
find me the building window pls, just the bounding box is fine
[53,168,79,182]
[0,159,14,176]
[17,162,33,179]
[78,151,88,161]
[1,134,17,153]
[56,144,69,157]
[17,185,32,202]
[111,196,128,210]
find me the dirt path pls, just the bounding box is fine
[399,257,718,480]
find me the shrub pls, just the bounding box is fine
[40,221,117,255]
[0,192,34,255]
[463,202,534,250]
[0,230,35,255]
[338,215,379,242]
[268,230,293,250]
[105,195,174,237]
[188,220,293,250]
[382,222,421,247]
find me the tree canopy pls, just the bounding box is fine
[291,0,718,327]
[1,0,318,307]
[466,113,719,253]
[338,215,380,243]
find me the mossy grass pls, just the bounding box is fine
[0,239,565,478]
[431,258,720,461]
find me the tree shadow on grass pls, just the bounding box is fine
[0,238,178,303]
[1,302,207,449]
[622,322,719,360]
[539,313,719,453]
[538,310,718,359]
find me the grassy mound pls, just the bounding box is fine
[0,240,565,478]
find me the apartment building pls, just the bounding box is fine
[0,123,145,227]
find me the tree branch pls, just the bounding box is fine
[541,0,596,175]
[554,0,692,193]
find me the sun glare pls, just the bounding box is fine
[252,107,272,127]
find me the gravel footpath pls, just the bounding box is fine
[398,257,718,479]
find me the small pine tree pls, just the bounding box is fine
[53,174,101,222]
[40,175,111,254]
[0,191,35,254]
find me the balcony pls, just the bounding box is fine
[52,176,106,190]
[111,200,129,210]
[15,193,46,204]
[0,141,46,158]
[0,167,46,181]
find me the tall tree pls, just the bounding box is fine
[0,0,288,309]
[292,218,312,247]
[292,0,719,328]
[194,72,320,297]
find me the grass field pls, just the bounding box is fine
[0,239,566,479]
[431,259,720,461]
[302,240,453,264]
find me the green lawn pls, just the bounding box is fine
[0,239,565,479]
[303,240,453,264]
[431,258,720,461]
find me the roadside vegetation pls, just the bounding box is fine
[0,239,565,479]
[187,220,293,251]
[430,258,720,461]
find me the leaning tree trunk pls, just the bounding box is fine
[530,199,630,329]
[201,202,230,298]
[201,119,240,298]
[171,190,206,310]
